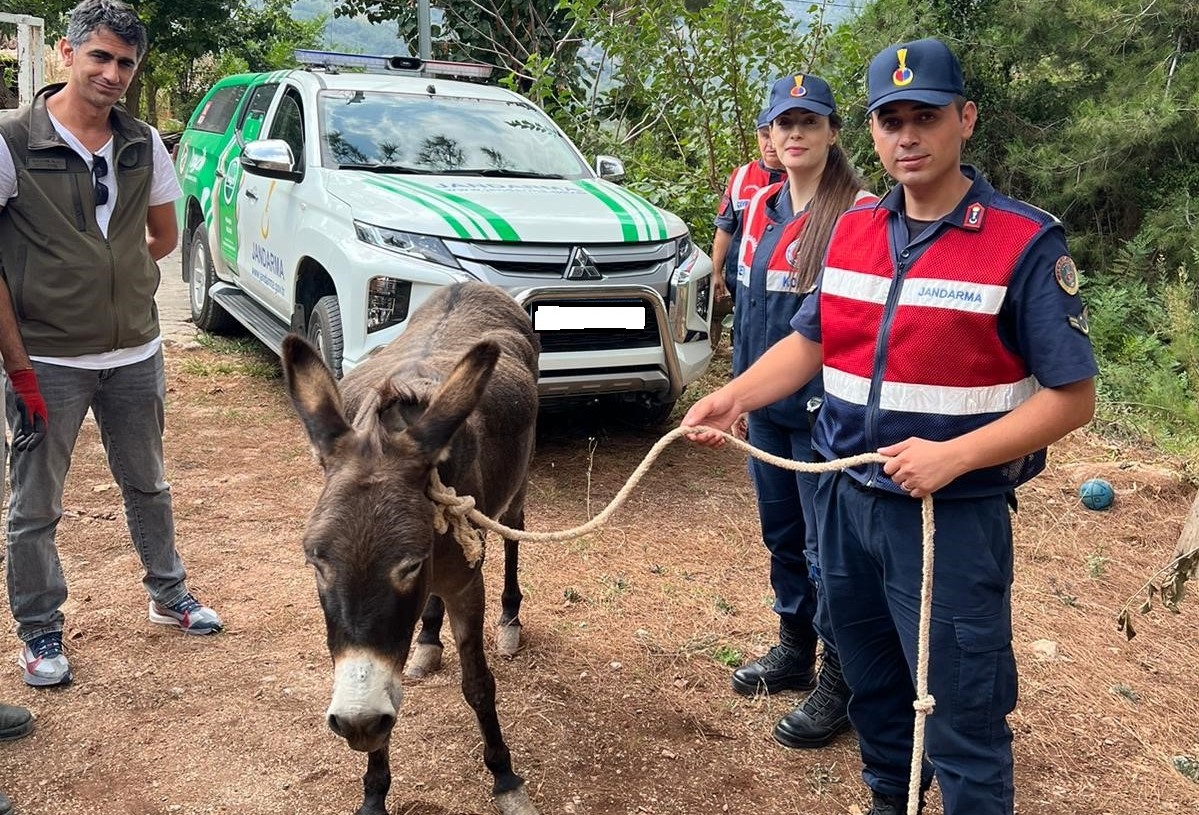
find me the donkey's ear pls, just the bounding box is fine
[407,340,499,464]
[283,333,351,460]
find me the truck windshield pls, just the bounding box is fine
[317,90,591,180]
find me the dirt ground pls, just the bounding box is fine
[0,336,1197,815]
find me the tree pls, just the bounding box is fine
[828,0,1199,275]
[552,0,836,246]
[333,0,583,89]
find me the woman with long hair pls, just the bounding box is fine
[728,72,875,749]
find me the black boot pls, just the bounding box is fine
[731,618,816,697]
[773,647,851,748]
[866,789,926,814]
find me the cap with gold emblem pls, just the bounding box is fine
[866,38,964,114]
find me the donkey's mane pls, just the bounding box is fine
[348,363,444,442]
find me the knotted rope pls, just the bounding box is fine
[427,423,936,813]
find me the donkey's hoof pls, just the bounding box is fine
[404,643,443,678]
[496,623,523,658]
[494,785,539,815]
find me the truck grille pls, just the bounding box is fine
[447,240,674,282]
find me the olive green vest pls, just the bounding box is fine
[0,83,160,356]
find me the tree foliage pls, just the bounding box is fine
[543,0,835,246]
[331,0,581,87]
[827,0,1199,276]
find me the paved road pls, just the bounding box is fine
[157,245,197,345]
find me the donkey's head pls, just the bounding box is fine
[282,334,499,753]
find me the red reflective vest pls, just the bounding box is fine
[718,161,781,218]
[816,201,1050,497]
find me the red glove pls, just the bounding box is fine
[9,368,48,452]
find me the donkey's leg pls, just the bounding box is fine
[354,740,391,815]
[444,580,536,814]
[405,594,445,679]
[496,513,524,657]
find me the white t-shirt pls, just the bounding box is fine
[0,112,182,369]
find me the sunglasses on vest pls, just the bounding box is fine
[92,154,109,206]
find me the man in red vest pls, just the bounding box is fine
[710,109,785,310]
[683,38,1096,815]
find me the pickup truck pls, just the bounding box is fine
[174,51,715,423]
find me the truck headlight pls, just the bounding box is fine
[367,276,412,333]
[675,233,694,267]
[354,221,461,269]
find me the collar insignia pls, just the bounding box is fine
[963,202,985,230]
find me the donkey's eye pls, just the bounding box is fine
[390,556,424,591]
[305,552,331,586]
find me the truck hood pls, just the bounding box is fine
[324,172,686,244]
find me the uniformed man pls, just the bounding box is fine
[684,38,1097,815]
[709,109,785,345]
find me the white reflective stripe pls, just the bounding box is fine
[825,367,1040,415]
[765,269,803,293]
[731,164,752,209]
[899,278,1007,315]
[822,266,892,305]
[879,376,1039,415]
[824,367,872,405]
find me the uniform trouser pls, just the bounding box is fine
[817,473,1017,815]
[5,350,189,642]
[746,411,826,641]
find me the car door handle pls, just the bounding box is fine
[244,189,258,201]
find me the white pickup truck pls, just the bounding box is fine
[174,50,715,423]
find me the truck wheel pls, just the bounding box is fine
[308,295,344,379]
[187,223,240,334]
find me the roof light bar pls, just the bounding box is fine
[292,49,493,81]
[422,60,493,80]
[293,49,423,73]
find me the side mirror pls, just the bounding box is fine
[241,139,299,180]
[595,155,625,183]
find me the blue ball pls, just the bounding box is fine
[1079,478,1114,510]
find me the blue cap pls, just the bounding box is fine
[755,108,771,129]
[867,38,964,114]
[762,73,836,124]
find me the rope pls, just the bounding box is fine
[426,423,936,810]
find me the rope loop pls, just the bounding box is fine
[428,471,484,567]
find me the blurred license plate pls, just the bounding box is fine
[533,305,645,331]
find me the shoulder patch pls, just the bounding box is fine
[717,194,731,216]
[1055,255,1079,295]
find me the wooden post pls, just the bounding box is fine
[1,13,44,106]
[1173,490,1199,570]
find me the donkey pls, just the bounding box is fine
[282,282,540,815]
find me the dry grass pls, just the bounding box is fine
[0,341,1196,814]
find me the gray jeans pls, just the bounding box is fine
[5,349,188,642]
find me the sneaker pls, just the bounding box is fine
[148,593,223,635]
[18,632,72,687]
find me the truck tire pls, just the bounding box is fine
[187,223,240,334]
[308,295,344,379]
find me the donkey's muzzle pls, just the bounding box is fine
[328,710,396,751]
